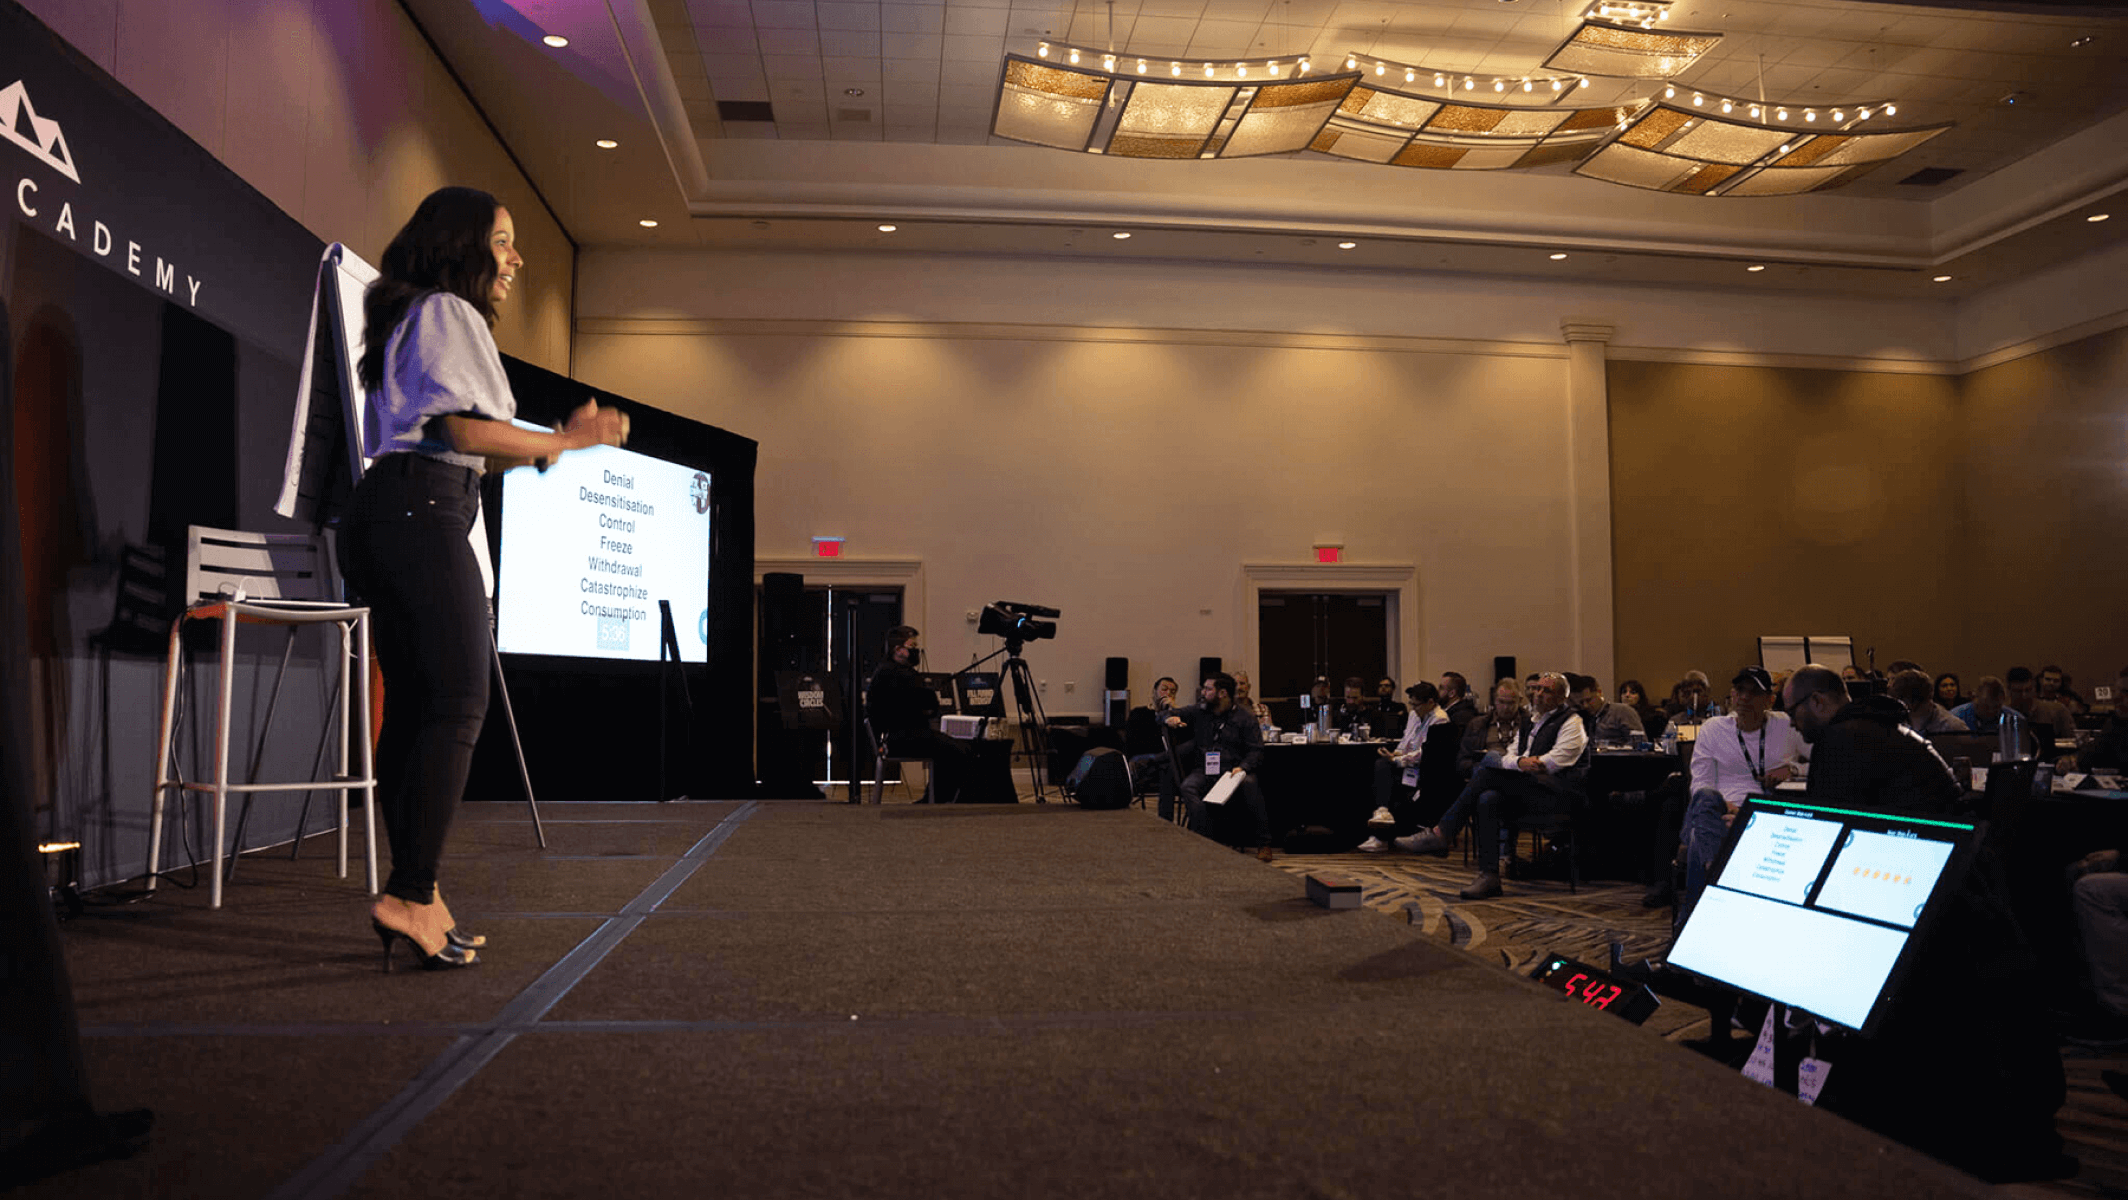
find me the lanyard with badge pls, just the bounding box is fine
[1737,721,1769,783]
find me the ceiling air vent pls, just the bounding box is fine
[1897,167,1964,187]
[717,101,776,122]
[835,107,874,122]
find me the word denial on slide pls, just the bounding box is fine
[495,428,712,662]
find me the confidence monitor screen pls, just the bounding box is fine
[495,427,712,662]
[1666,797,1980,1034]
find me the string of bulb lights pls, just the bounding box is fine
[1029,41,1900,132]
[1655,80,1898,126]
[1032,42,1594,92]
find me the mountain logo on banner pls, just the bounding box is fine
[0,80,81,184]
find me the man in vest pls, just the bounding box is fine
[1393,671,1590,899]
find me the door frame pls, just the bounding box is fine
[1240,563,1418,694]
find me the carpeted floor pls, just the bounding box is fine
[16,797,2097,1198]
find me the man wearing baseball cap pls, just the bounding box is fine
[1677,666,1806,923]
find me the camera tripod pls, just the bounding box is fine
[959,640,1055,801]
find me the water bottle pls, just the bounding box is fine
[1997,708,2024,763]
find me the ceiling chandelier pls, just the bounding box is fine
[988,13,1950,198]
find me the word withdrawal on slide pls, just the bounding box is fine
[496,432,712,661]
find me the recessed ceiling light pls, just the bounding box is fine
[595,139,619,149]
[1336,241,1356,249]
[844,88,866,97]
[877,224,897,232]
[638,219,658,228]
[1932,274,1952,282]
[1112,231,1131,239]
[2089,213,2112,223]
[1746,264,1766,272]
[2071,35,2094,48]
[1548,252,1568,260]
[542,34,569,48]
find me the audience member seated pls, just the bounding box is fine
[1888,668,1968,734]
[1334,676,1382,738]
[1357,682,1450,852]
[1306,676,1333,725]
[1567,672,1645,746]
[1232,669,1272,730]
[2007,665,2076,742]
[1618,679,1668,743]
[2059,666,2128,775]
[1677,667,1805,922]
[1667,670,1722,724]
[1372,677,1405,729]
[1934,672,1966,711]
[1951,675,2011,734]
[1783,664,1958,814]
[1123,676,1181,756]
[1457,679,1525,778]
[865,625,970,804]
[1841,664,1862,683]
[1438,671,1478,731]
[1394,671,1588,900]
[2040,664,2088,717]
[1124,676,1190,818]
[1165,673,1273,861]
[2067,849,2128,1044]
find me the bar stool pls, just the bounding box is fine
[148,526,376,908]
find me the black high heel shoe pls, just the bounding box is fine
[371,919,478,973]
[445,927,486,950]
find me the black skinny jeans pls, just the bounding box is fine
[338,453,491,904]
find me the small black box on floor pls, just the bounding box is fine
[1305,874,1361,909]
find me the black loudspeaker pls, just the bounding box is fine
[1065,747,1132,810]
[1493,656,1516,687]
[761,572,804,671]
[1105,656,1129,690]
[1199,657,1222,684]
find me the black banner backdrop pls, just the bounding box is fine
[1,2,758,893]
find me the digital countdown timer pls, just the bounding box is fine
[1530,955,1661,1025]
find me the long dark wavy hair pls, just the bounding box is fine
[359,186,503,393]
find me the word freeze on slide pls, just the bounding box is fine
[496,431,711,661]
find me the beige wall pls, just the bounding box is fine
[22,0,573,370]
[1610,326,2128,701]
[1954,322,2128,694]
[574,321,1588,709]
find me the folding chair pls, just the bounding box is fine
[865,718,934,804]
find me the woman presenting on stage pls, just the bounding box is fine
[346,186,627,971]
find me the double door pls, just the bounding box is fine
[1256,590,1390,728]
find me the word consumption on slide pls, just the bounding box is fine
[496,434,711,662]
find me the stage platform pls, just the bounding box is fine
[26,799,1999,1199]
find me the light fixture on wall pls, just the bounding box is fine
[542,34,569,48]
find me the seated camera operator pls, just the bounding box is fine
[1166,673,1273,861]
[865,625,970,803]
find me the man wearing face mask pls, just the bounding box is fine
[865,625,969,803]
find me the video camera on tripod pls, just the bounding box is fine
[976,600,1059,650]
[965,601,1062,798]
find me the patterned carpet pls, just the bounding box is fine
[1270,846,2128,1196]
[1268,849,1713,1043]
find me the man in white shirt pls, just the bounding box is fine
[1678,666,1805,921]
[1359,682,1450,852]
[1393,672,1588,899]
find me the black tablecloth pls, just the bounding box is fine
[1256,741,1383,846]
